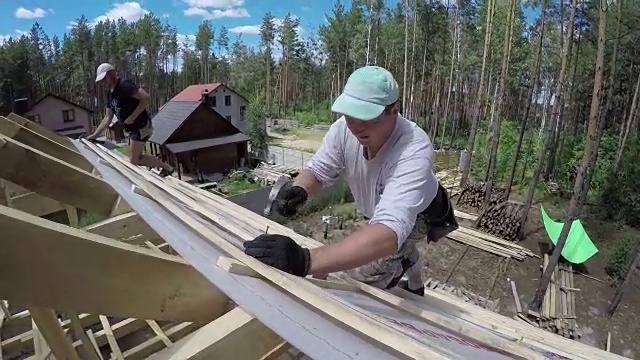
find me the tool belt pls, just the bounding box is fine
[421,181,459,242]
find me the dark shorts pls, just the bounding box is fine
[124,117,153,142]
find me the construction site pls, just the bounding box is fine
[0,112,631,360]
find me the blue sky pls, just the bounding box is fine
[0,1,541,48]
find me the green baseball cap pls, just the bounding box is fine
[331,66,399,121]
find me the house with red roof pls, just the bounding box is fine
[169,83,249,134]
[146,83,252,180]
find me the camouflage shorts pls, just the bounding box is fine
[348,213,428,290]
[125,118,153,142]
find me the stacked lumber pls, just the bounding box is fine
[457,182,507,210]
[446,226,538,261]
[252,162,298,185]
[475,200,526,242]
[423,278,500,312]
[528,255,577,339]
[434,169,462,197]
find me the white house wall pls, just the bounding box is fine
[208,85,249,134]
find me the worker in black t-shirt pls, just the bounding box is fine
[87,63,174,177]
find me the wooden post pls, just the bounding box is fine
[29,307,81,360]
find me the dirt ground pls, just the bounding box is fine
[268,128,325,152]
[287,197,640,359]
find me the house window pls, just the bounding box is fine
[28,114,41,124]
[225,95,231,106]
[62,109,75,123]
[210,96,217,107]
[240,106,246,121]
[226,115,232,122]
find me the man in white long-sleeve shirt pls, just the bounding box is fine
[244,65,458,295]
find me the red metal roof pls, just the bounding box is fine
[170,83,223,102]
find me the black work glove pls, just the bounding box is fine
[274,185,308,217]
[243,234,311,277]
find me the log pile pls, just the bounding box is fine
[475,200,526,242]
[526,255,577,339]
[457,182,507,210]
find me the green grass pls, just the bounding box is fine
[285,127,327,141]
[216,174,264,196]
[116,145,130,156]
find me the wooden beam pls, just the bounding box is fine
[0,204,228,322]
[0,135,118,216]
[67,312,101,360]
[0,116,92,172]
[122,322,200,360]
[259,341,292,360]
[6,113,74,150]
[0,179,11,206]
[28,307,81,360]
[100,316,124,360]
[82,211,159,243]
[10,192,64,216]
[146,307,283,360]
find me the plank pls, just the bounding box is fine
[0,204,228,322]
[146,307,283,360]
[29,307,80,360]
[122,322,200,360]
[67,312,101,360]
[510,281,522,314]
[9,191,65,216]
[82,211,159,243]
[0,116,92,172]
[6,113,75,149]
[0,135,117,216]
[100,316,124,360]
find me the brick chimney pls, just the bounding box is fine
[201,89,209,103]
[13,97,29,116]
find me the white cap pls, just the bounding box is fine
[95,63,115,82]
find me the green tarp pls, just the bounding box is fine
[540,205,598,264]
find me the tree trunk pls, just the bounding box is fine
[483,0,516,209]
[506,0,547,199]
[529,0,609,311]
[608,245,640,316]
[460,0,494,186]
[519,0,579,237]
[614,71,640,172]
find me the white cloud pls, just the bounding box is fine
[177,33,196,49]
[15,7,48,19]
[181,0,249,20]
[182,0,244,7]
[66,2,149,30]
[183,6,249,19]
[92,2,149,24]
[228,25,260,35]
[229,17,303,36]
[0,30,28,45]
